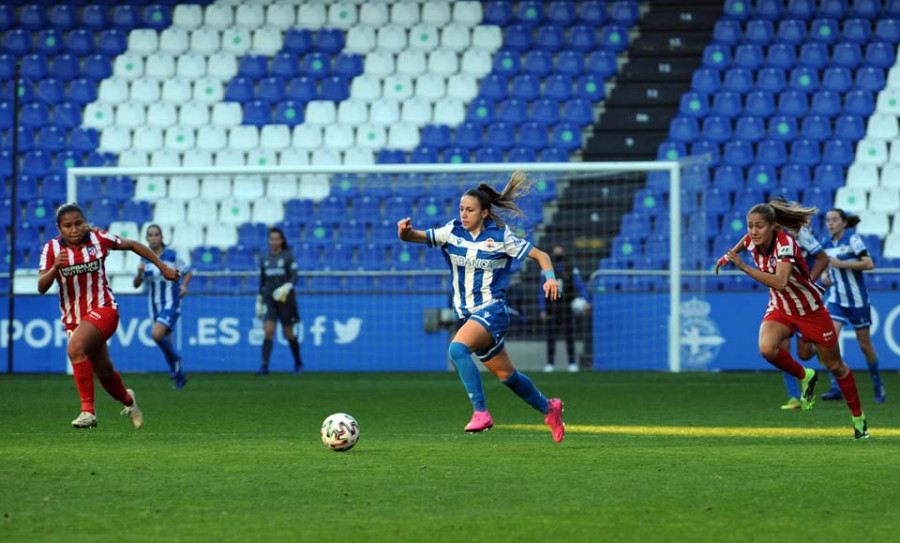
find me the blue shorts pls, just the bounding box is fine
[466,301,510,363]
[153,308,181,329]
[827,302,871,330]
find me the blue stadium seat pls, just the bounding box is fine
[9,126,34,153]
[734,186,765,211]
[143,5,172,31]
[789,138,821,166]
[35,30,65,56]
[284,200,315,225]
[505,24,533,52]
[610,0,640,26]
[338,219,367,245]
[36,126,65,152]
[765,43,797,70]
[376,149,405,164]
[568,25,597,52]
[421,124,452,150]
[225,77,254,103]
[274,100,304,126]
[711,91,742,118]
[49,4,78,30]
[0,5,13,31]
[106,176,134,202]
[3,29,32,56]
[410,147,439,164]
[734,44,764,71]
[466,97,496,125]
[523,51,553,78]
[82,54,111,81]
[319,76,349,102]
[121,201,151,225]
[283,29,313,54]
[723,68,754,94]
[865,42,896,69]
[632,188,664,216]
[508,74,541,102]
[24,198,55,227]
[551,123,581,151]
[517,1,545,25]
[350,196,381,225]
[722,0,751,19]
[713,20,743,45]
[14,223,41,251]
[742,91,773,117]
[0,54,13,81]
[821,139,854,166]
[809,18,840,45]
[453,121,484,150]
[540,147,569,162]
[800,115,832,141]
[89,198,120,227]
[855,66,885,92]
[96,29,127,57]
[270,53,299,80]
[483,1,514,26]
[788,67,819,93]
[745,20,775,45]
[657,141,686,161]
[42,174,67,201]
[746,163,775,192]
[702,44,732,70]
[370,219,397,245]
[556,50,585,77]
[242,100,271,127]
[679,92,709,118]
[804,185,834,211]
[798,42,829,69]
[20,103,50,129]
[755,0,784,19]
[875,19,900,43]
[822,67,853,92]
[305,220,333,247]
[756,140,787,166]
[15,175,40,201]
[810,90,841,116]
[286,76,317,103]
[887,0,900,17]
[843,18,872,44]
[713,164,745,193]
[562,98,593,126]
[19,5,47,31]
[546,1,576,26]
[519,121,549,150]
[479,74,508,101]
[21,54,49,81]
[333,54,363,79]
[691,69,721,94]
[37,78,65,105]
[852,0,882,18]
[508,146,539,162]
[722,140,754,167]
[701,116,731,142]
[843,90,874,116]
[780,164,810,191]
[70,127,99,152]
[486,122,516,150]
[498,98,529,125]
[834,114,865,141]
[239,55,269,81]
[777,90,808,117]
[578,0,607,24]
[535,25,564,52]
[112,5,141,31]
[191,246,224,272]
[357,243,387,271]
[735,115,766,142]
[599,25,629,52]
[81,5,110,31]
[691,141,720,166]
[832,43,862,70]
[492,50,522,77]
[776,19,807,44]
[786,0,817,19]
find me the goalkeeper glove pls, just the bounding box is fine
[255,295,265,319]
[272,282,294,303]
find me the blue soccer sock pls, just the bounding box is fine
[868,359,882,382]
[448,342,486,412]
[782,370,801,399]
[502,370,549,414]
[156,336,180,369]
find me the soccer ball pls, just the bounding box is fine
[320,413,360,452]
[570,296,589,315]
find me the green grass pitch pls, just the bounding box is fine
[1,372,898,542]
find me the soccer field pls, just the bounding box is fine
[1,372,898,543]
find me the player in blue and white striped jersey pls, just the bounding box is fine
[133,224,192,389]
[819,209,885,403]
[397,171,566,442]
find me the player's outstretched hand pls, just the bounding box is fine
[714,255,730,275]
[255,295,265,319]
[397,217,413,241]
[162,265,180,281]
[543,277,559,300]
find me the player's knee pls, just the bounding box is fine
[151,329,166,343]
[758,343,779,361]
[66,341,86,362]
[448,342,470,361]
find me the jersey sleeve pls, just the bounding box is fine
[287,254,298,284]
[775,235,797,263]
[39,242,53,273]
[96,230,122,252]
[425,220,454,248]
[849,234,868,257]
[796,227,823,256]
[175,253,190,275]
[503,226,532,261]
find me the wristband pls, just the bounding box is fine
[545,270,556,280]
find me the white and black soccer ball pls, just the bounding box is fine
[570,296,589,315]
[321,413,360,452]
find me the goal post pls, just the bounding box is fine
[61,161,683,373]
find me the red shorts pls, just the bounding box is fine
[763,307,837,348]
[67,306,120,342]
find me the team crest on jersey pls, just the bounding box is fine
[277,258,284,267]
[768,256,778,269]
[87,246,97,257]
[485,238,495,250]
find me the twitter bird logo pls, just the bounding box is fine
[333,318,362,344]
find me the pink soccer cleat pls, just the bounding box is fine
[545,398,565,443]
[464,410,494,433]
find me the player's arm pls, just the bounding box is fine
[728,249,792,290]
[715,239,747,274]
[133,260,145,288]
[831,254,874,271]
[119,239,180,281]
[809,251,829,283]
[528,247,558,300]
[37,247,63,294]
[397,217,427,244]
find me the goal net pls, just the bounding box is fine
[10,161,685,373]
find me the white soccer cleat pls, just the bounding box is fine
[568,363,580,373]
[542,364,555,373]
[72,411,97,429]
[120,389,144,430]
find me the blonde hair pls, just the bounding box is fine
[748,199,818,232]
[464,170,533,228]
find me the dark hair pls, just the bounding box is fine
[268,227,289,250]
[747,199,817,232]
[462,170,532,229]
[146,223,165,248]
[828,208,861,229]
[55,202,85,225]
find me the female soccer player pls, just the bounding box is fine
[717,221,829,409]
[133,224,192,389]
[38,203,180,429]
[818,209,886,403]
[716,199,869,438]
[255,227,303,375]
[397,171,566,443]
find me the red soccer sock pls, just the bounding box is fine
[97,371,133,406]
[769,348,807,380]
[72,360,95,414]
[836,370,863,417]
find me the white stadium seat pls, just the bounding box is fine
[196,125,228,151]
[868,187,900,214]
[251,28,283,56]
[428,48,460,76]
[311,148,342,166]
[401,98,432,126]
[146,102,177,128]
[182,149,213,168]
[159,27,189,55]
[193,78,224,104]
[204,222,239,248]
[407,24,439,52]
[251,198,285,224]
[359,3,389,27]
[350,74,382,100]
[877,89,900,115]
[884,234,900,257]
[179,101,211,128]
[432,97,465,125]
[377,25,408,53]
[128,29,159,56]
[208,53,238,80]
[173,4,203,30]
[267,175,298,200]
[834,186,868,212]
[247,148,277,167]
[344,26,376,54]
[145,52,176,79]
[189,28,220,55]
[447,73,478,101]
[396,50,427,77]
[135,175,167,201]
[422,1,451,26]
[233,175,266,200]
[132,126,163,152]
[130,77,161,104]
[171,222,206,249]
[168,176,201,200]
[165,125,197,151]
[204,4,234,31]
[867,114,900,141]
[260,125,291,151]
[153,199,187,225]
[214,149,245,167]
[99,126,131,153]
[211,102,242,127]
[845,164,879,189]
[391,2,420,27]
[266,4,297,30]
[383,74,414,100]
[369,98,400,125]
[162,78,192,103]
[115,102,146,128]
[114,53,144,79]
[292,124,323,151]
[461,49,491,77]
[279,148,310,166]
[356,123,386,148]
[235,4,265,30]
[882,162,900,188]
[415,73,446,101]
[855,139,888,166]
[83,102,115,128]
[364,50,395,77]
[854,210,890,237]
[387,122,420,150]
[472,26,502,51]
[218,199,252,224]
[305,101,337,125]
[327,4,357,29]
[228,126,260,151]
[324,123,355,151]
[221,27,252,55]
[98,77,129,104]
[453,1,484,26]
[200,176,232,199]
[117,150,148,167]
[107,221,140,242]
[343,147,375,166]
[299,174,330,201]
[296,4,326,29]
[176,53,206,79]
[441,25,471,52]
[150,149,180,168]
[337,99,369,125]
[187,198,219,224]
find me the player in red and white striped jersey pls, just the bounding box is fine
[38,203,180,430]
[717,199,868,439]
